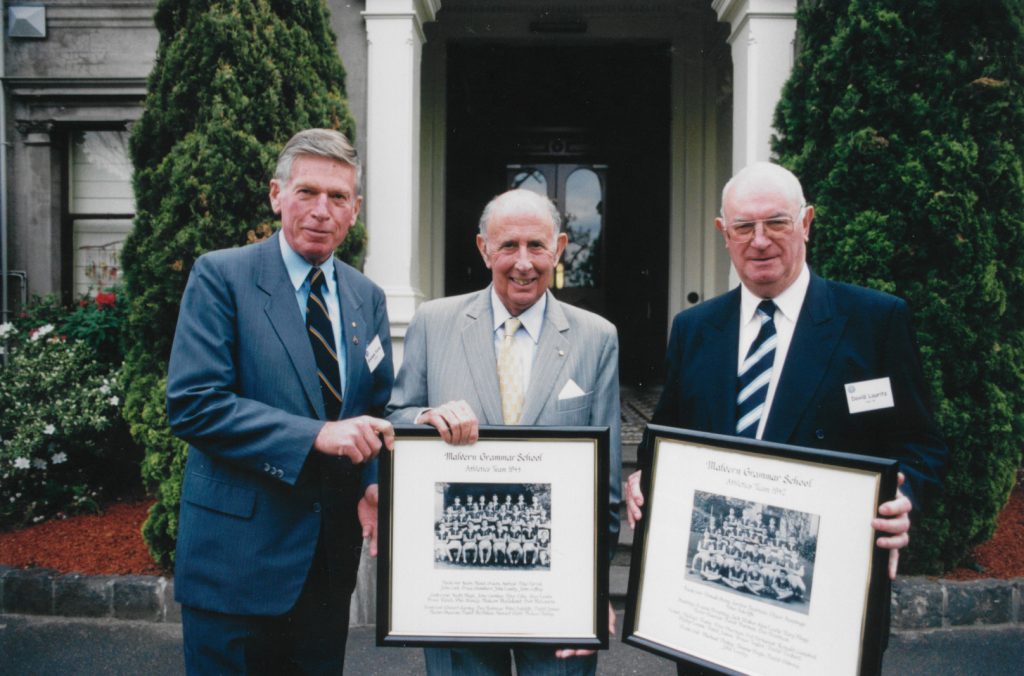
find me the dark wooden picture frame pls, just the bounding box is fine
[378,425,610,649]
[623,425,897,676]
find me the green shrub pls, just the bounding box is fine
[122,0,361,568]
[773,0,1024,573]
[0,320,139,529]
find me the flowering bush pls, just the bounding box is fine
[0,293,141,530]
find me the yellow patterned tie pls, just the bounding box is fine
[497,317,524,424]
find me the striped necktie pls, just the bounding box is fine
[736,300,777,438]
[307,266,343,420]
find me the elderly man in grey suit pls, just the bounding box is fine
[387,188,621,676]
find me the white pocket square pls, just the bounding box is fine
[558,379,586,400]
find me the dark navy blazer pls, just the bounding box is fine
[167,232,394,616]
[644,272,947,510]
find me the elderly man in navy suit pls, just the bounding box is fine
[167,128,395,674]
[388,189,620,675]
[626,161,947,575]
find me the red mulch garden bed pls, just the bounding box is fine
[1,474,1021,579]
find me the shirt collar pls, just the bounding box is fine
[490,286,546,345]
[740,263,810,324]
[279,231,336,294]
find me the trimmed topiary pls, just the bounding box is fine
[121,0,362,568]
[773,0,1024,573]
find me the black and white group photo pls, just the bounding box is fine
[684,490,820,614]
[434,483,553,571]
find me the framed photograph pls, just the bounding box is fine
[623,425,897,676]
[377,425,609,649]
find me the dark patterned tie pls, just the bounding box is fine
[307,267,342,420]
[736,300,778,438]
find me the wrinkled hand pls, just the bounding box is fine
[415,400,479,445]
[314,416,394,464]
[625,470,645,529]
[873,472,912,580]
[554,603,616,659]
[358,484,380,557]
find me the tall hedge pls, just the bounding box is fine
[773,0,1024,573]
[121,0,364,568]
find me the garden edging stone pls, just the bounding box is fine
[1,565,1021,631]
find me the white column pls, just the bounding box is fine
[713,0,797,171]
[362,0,439,364]
[713,0,797,287]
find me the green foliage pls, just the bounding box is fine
[121,0,360,568]
[774,0,1024,572]
[0,320,140,529]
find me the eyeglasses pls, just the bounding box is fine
[723,207,806,243]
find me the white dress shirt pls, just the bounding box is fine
[738,264,810,438]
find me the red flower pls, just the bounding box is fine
[95,291,117,309]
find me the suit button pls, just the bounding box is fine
[276,469,284,478]
[263,463,271,472]
[815,429,825,440]
[312,502,321,513]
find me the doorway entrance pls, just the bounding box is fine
[444,43,671,384]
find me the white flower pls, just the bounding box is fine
[13,457,30,469]
[32,458,47,470]
[0,322,14,338]
[108,395,120,407]
[51,452,68,465]
[43,424,56,435]
[99,384,111,395]
[29,324,55,342]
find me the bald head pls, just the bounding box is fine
[721,162,805,216]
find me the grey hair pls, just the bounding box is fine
[720,161,806,217]
[274,128,361,191]
[477,189,562,242]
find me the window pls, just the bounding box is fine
[68,130,134,295]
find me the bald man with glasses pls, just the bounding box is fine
[627,161,947,581]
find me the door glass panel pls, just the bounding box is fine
[510,168,547,196]
[563,168,603,288]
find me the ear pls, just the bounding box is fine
[268,179,282,214]
[801,205,814,242]
[351,195,363,226]
[476,234,492,269]
[715,217,729,246]
[554,232,568,261]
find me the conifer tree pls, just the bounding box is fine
[774,0,1024,572]
[121,0,364,567]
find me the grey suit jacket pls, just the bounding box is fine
[387,288,622,556]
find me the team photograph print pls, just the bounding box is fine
[685,490,820,614]
[434,482,552,570]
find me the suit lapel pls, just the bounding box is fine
[256,233,323,418]
[334,260,365,419]
[462,290,504,425]
[520,294,570,425]
[763,274,846,443]
[705,290,742,435]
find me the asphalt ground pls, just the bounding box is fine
[2,613,1023,675]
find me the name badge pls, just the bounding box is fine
[365,335,385,373]
[844,377,895,414]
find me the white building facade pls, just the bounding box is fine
[2,0,797,379]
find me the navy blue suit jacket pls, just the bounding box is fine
[645,273,947,510]
[167,232,394,616]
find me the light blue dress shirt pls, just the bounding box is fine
[279,234,347,397]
